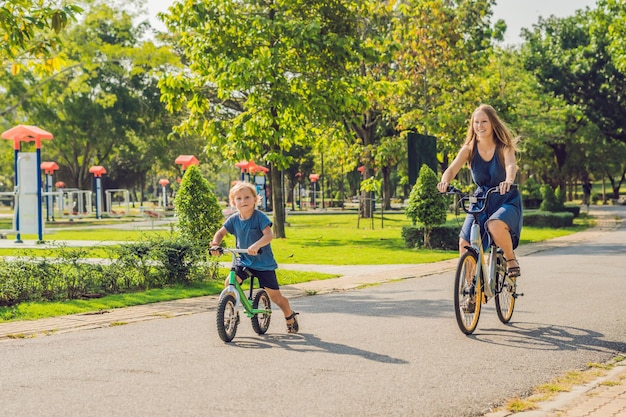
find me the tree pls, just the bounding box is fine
[404,164,447,248]
[7,1,184,196]
[1,0,82,71]
[521,2,626,144]
[159,0,365,238]
[174,164,223,247]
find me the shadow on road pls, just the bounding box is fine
[227,333,409,364]
[469,322,626,354]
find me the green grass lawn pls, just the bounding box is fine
[0,211,594,322]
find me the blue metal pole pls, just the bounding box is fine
[14,148,21,243]
[36,147,43,242]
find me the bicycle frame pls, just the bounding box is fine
[468,216,499,299]
[218,248,271,318]
[446,185,519,334]
[457,186,513,300]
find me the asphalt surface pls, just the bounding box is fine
[0,205,625,416]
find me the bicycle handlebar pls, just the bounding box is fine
[209,247,262,256]
[444,184,517,215]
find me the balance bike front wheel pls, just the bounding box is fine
[216,294,239,342]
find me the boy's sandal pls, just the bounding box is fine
[506,258,521,278]
[286,311,299,334]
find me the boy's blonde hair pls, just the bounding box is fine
[229,181,262,206]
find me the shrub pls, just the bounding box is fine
[174,164,223,247]
[539,184,565,212]
[405,165,448,248]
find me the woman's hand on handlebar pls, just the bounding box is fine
[437,181,449,193]
[498,180,515,195]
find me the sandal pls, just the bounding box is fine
[285,311,300,334]
[506,258,521,278]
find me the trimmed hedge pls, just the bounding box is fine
[523,211,574,227]
[402,225,459,250]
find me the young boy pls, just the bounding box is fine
[210,181,299,333]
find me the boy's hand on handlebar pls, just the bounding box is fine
[209,246,223,256]
[247,245,260,256]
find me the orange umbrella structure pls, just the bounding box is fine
[1,125,54,243]
[1,125,53,147]
[175,155,199,171]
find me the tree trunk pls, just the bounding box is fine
[270,164,286,238]
[382,165,392,210]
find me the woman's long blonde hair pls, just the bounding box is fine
[463,104,518,166]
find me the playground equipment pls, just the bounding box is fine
[175,155,199,177]
[41,161,59,221]
[159,178,170,209]
[309,173,319,209]
[89,166,106,219]
[64,188,93,218]
[1,124,53,243]
[105,189,130,216]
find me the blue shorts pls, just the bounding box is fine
[235,266,280,290]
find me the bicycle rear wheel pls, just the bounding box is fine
[251,289,271,335]
[454,251,482,334]
[216,294,239,342]
[495,253,516,323]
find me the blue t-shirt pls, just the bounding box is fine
[223,210,278,271]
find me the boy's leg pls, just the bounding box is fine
[264,288,295,320]
[253,269,299,332]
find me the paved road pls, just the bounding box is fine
[0,207,625,417]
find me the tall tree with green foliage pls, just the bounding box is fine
[6,1,183,194]
[521,1,626,144]
[1,0,82,72]
[405,164,447,248]
[174,164,223,247]
[159,0,366,238]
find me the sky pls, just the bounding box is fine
[146,0,599,46]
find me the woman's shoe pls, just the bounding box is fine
[506,258,521,278]
[286,311,299,333]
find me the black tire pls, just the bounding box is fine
[216,294,238,342]
[251,289,271,335]
[454,251,482,335]
[495,253,516,323]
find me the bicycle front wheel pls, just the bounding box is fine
[454,251,482,335]
[216,294,239,342]
[251,289,271,335]
[495,253,516,323]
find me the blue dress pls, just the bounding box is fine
[459,147,523,249]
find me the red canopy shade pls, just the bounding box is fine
[249,164,269,174]
[175,155,199,169]
[55,181,65,188]
[159,178,170,186]
[89,166,107,177]
[1,125,53,149]
[309,174,320,182]
[235,160,251,171]
[41,161,59,174]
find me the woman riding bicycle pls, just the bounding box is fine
[437,104,522,278]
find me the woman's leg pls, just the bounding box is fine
[487,219,520,274]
